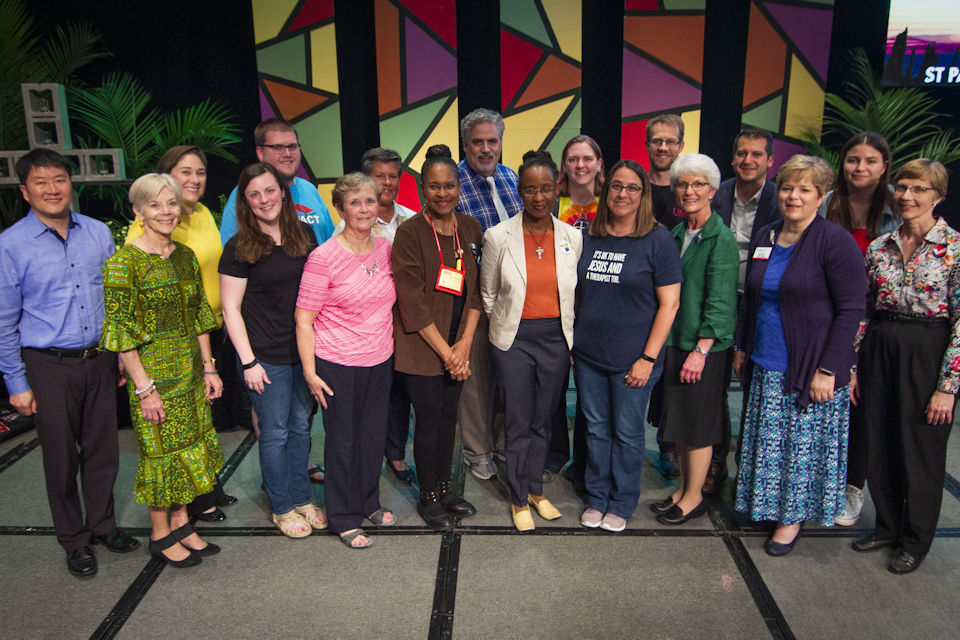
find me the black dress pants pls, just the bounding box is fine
[862,317,954,556]
[404,372,463,494]
[23,348,119,552]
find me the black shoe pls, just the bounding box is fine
[66,546,97,577]
[658,445,680,480]
[192,507,226,522]
[765,528,802,556]
[215,493,238,507]
[656,501,707,525]
[852,532,898,553]
[171,522,221,557]
[148,533,203,568]
[888,550,925,574]
[93,528,141,553]
[649,496,675,515]
[388,463,415,485]
[418,500,454,531]
[439,492,477,517]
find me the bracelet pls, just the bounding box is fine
[639,353,657,364]
[203,370,219,376]
[817,367,835,377]
[203,356,216,367]
[242,358,259,370]
[732,346,744,352]
[137,386,156,401]
[849,364,858,376]
[134,380,155,397]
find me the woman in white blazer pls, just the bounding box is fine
[480,150,583,531]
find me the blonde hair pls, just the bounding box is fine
[775,155,834,196]
[129,173,182,211]
[894,158,949,198]
[332,172,382,208]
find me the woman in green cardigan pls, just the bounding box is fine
[651,154,739,525]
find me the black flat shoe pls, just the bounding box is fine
[171,522,221,557]
[418,501,454,532]
[192,507,226,522]
[149,533,203,568]
[215,493,238,507]
[649,496,675,515]
[656,501,706,525]
[765,528,802,557]
[389,464,415,485]
[439,492,477,517]
[93,527,141,553]
[851,532,898,553]
[66,546,97,577]
[888,550,925,574]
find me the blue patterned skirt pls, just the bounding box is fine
[735,366,849,526]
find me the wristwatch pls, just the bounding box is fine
[694,345,709,356]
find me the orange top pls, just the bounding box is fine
[521,230,561,319]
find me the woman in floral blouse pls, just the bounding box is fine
[852,159,959,575]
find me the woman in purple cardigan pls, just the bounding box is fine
[732,155,865,556]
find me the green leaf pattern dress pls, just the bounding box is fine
[101,243,224,507]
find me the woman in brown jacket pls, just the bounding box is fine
[392,144,482,531]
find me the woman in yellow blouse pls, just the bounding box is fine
[126,146,241,521]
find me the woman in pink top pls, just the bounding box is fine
[295,173,397,549]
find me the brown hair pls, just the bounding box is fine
[893,158,949,198]
[589,159,657,238]
[155,145,208,174]
[233,163,312,263]
[825,132,893,239]
[557,135,604,197]
[254,118,297,147]
[646,114,684,143]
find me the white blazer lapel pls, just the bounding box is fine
[504,216,527,286]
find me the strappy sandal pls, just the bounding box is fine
[366,507,396,526]
[272,510,312,539]
[294,503,328,530]
[339,528,372,549]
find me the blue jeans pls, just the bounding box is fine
[242,360,313,515]
[575,358,662,519]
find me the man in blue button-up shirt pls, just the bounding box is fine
[0,149,139,577]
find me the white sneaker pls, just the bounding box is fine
[835,484,864,526]
[467,456,496,480]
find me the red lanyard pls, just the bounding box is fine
[426,213,463,272]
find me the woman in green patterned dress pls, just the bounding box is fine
[102,173,224,568]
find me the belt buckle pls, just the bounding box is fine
[81,347,99,359]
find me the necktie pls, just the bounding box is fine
[486,176,510,224]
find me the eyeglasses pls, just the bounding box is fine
[259,143,300,153]
[520,186,556,196]
[674,181,711,192]
[893,184,936,195]
[648,138,680,148]
[609,182,642,195]
[425,182,458,192]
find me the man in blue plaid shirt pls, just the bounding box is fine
[456,108,522,479]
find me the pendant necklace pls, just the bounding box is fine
[524,223,550,260]
[348,237,378,276]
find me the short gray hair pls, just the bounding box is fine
[460,108,504,142]
[360,147,402,175]
[331,172,382,208]
[670,154,721,190]
[129,173,182,210]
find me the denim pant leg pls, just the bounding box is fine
[606,365,662,519]
[285,363,314,508]
[575,359,613,513]
[244,361,302,514]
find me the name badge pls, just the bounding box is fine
[753,246,772,260]
[435,266,465,295]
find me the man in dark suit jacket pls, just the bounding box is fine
[706,127,781,495]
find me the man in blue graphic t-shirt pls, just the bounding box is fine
[219,118,334,246]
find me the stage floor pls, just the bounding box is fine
[2,388,959,640]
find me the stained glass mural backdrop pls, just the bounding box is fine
[620,0,705,168]
[498,0,583,172]
[741,0,835,172]
[252,0,340,212]
[376,0,458,212]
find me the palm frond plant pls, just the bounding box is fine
[803,48,960,172]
